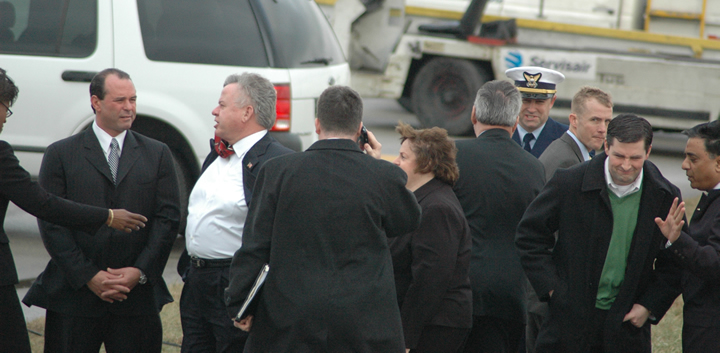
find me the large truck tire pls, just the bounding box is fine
[411,58,490,135]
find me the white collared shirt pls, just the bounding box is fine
[604,157,643,198]
[517,122,547,150]
[185,130,267,259]
[92,121,127,160]
[567,130,592,161]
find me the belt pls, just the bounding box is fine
[190,256,232,269]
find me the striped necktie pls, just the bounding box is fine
[109,138,119,184]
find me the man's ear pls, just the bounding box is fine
[242,105,254,123]
[604,139,610,155]
[471,106,477,125]
[91,95,101,113]
[568,113,578,129]
[315,118,321,135]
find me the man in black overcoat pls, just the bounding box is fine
[656,120,720,352]
[23,68,180,352]
[224,85,422,352]
[516,114,682,353]
[454,80,546,353]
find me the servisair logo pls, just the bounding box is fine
[501,49,597,80]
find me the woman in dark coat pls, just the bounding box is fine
[0,68,146,352]
[389,122,473,353]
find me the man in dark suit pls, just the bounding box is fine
[656,120,720,352]
[516,114,682,353]
[178,73,293,353]
[525,86,613,352]
[224,85,421,352]
[0,68,147,353]
[23,68,180,352]
[453,80,545,353]
[506,66,568,158]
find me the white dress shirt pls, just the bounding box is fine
[604,157,643,198]
[185,130,267,259]
[92,121,127,160]
[567,130,592,162]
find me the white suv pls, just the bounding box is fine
[0,0,349,206]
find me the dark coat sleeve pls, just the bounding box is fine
[671,214,720,283]
[400,202,465,348]
[515,168,565,301]
[225,162,275,317]
[0,141,107,229]
[378,163,422,238]
[37,144,104,290]
[634,185,684,323]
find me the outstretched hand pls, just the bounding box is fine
[108,209,147,232]
[654,197,685,243]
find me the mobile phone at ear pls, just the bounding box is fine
[358,125,369,147]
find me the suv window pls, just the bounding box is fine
[137,0,269,67]
[257,0,345,68]
[0,0,97,57]
[137,0,345,68]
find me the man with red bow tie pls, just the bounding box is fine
[177,72,293,353]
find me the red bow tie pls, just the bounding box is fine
[214,135,235,158]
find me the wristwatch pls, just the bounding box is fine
[138,270,147,285]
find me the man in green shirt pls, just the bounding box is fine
[516,114,682,353]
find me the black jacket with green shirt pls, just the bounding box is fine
[516,152,682,353]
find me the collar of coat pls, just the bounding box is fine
[306,138,363,153]
[413,178,449,202]
[580,151,674,196]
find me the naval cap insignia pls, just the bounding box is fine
[523,72,542,89]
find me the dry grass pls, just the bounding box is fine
[652,296,683,353]
[28,282,184,353]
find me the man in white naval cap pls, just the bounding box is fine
[506,66,568,158]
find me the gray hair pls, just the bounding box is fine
[224,73,276,129]
[473,80,521,127]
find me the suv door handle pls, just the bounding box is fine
[61,71,98,82]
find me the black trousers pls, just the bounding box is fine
[588,307,609,353]
[463,315,524,353]
[525,309,546,353]
[44,309,162,353]
[0,284,31,353]
[410,325,470,353]
[180,265,248,353]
